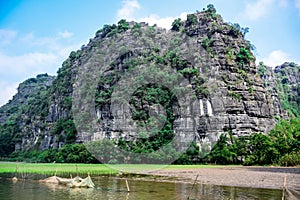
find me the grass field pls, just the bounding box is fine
[0,162,230,176]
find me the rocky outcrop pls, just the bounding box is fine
[71,10,277,151]
[0,74,55,154]
[175,11,276,145]
[259,62,300,118]
[0,74,54,124]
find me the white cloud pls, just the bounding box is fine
[17,31,83,63]
[244,0,274,20]
[262,50,290,67]
[0,29,82,109]
[0,30,81,75]
[0,29,17,46]
[115,0,187,30]
[20,31,74,52]
[21,32,34,42]
[117,0,141,20]
[56,41,84,58]
[30,36,60,49]
[0,29,84,106]
[0,52,59,76]
[295,0,300,14]
[138,12,187,30]
[0,81,18,106]
[58,30,74,39]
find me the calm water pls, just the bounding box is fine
[0,176,282,200]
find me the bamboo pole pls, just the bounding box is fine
[282,176,286,200]
[125,179,130,192]
[12,165,18,182]
[187,174,199,200]
[13,165,19,179]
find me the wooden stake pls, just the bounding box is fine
[282,176,286,200]
[12,163,18,181]
[125,179,130,192]
[14,165,19,177]
[187,174,199,200]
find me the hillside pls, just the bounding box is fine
[0,74,55,156]
[0,5,299,163]
[258,62,300,118]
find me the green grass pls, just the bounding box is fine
[0,162,117,176]
[0,162,237,176]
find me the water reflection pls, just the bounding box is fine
[0,176,282,200]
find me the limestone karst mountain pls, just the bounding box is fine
[0,6,299,160]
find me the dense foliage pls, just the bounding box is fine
[7,144,98,163]
[118,84,176,153]
[0,120,20,156]
[5,118,298,166]
[51,118,77,144]
[207,118,300,166]
[96,19,130,38]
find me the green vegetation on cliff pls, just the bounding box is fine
[6,118,299,166]
[259,62,300,118]
[208,118,300,166]
[0,74,55,156]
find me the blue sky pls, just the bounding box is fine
[0,0,299,106]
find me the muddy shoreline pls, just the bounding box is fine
[139,166,300,190]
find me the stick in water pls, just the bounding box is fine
[282,176,286,200]
[125,179,130,192]
[14,165,18,177]
[187,174,199,200]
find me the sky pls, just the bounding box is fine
[0,0,299,106]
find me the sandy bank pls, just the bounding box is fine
[141,166,300,190]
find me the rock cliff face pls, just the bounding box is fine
[0,74,54,123]
[0,8,297,155]
[259,62,300,118]
[69,10,277,152]
[0,74,55,154]
[181,12,276,143]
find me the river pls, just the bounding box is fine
[0,175,282,200]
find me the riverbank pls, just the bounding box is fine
[1,162,299,190]
[140,166,300,190]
